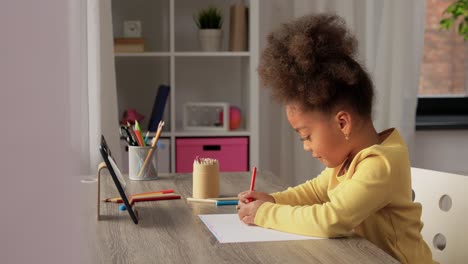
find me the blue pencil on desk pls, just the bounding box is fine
[215,200,238,206]
[187,198,239,206]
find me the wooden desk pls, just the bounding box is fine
[83,172,398,264]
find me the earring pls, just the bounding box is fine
[344,134,349,140]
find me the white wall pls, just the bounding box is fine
[258,0,292,184]
[0,1,83,263]
[413,130,468,175]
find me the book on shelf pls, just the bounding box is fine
[114,38,145,53]
[148,85,170,132]
[229,3,248,51]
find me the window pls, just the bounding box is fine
[417,0,468,129]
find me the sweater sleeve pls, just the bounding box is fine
[270,168,331,206]
[255,156,393,237]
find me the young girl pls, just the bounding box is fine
[237,14,435,264]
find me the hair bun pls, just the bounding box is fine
[287,14,357,74]
[258,13,373,118]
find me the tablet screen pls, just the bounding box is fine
[99,135,138,224]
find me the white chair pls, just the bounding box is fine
[411,167,468,264]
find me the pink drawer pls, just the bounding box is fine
[176,137,248,173]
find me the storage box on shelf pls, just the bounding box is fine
[176,137,248,173]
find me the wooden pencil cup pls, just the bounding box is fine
[192,159,219,199]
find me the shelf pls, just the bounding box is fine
[115,52,171,57]
[113,0,259,174]
[174,130,251,137]
[146,130,251,137]
[111,0,169,52]
[173,52,250,57]
[115,51,250,57]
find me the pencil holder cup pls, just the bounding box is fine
[192,158,219,199]
[129,146,158,180]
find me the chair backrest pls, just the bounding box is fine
[411,167,468,264]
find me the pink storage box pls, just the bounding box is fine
[176,137,248,173]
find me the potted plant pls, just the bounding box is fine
[194,6,223,51]
[440,0,468,40]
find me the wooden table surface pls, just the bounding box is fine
[82,172,398,264]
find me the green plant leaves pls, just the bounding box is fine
[440,18,455,30]
[440,0,468,40]
[194,6,223,29]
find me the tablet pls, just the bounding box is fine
[99,135,138,224]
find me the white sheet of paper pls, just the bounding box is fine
[199,214,323,243]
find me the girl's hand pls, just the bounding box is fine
[236,191,275,225]
[237,190,275,206]
[237,200,266,225]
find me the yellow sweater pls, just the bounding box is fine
[255,129,435,264]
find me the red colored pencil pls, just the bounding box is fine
[250,166,257,191]
[133,128,144,146]
[248,166,257,202]
[133,189,174,196]
[130,195,181,205]
[104,189,174,203]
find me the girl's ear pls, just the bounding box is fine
[335,111,352,138]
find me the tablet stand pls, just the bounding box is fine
[96,162,140,222]
[97,162,107,221]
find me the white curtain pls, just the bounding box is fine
[85,0,122,175]
[259,0,426,185]
[2,0,86,262]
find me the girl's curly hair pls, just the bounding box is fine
[258,14,374,118]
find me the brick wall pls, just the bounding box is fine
[419,0,467,95]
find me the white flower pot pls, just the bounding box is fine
[198,29,223,51]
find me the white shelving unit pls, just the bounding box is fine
[112,0,259,173]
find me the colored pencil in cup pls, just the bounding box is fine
[133,120,145,146]
[126,122,138,145]
[144,131,150,145]
[137,121,164,177]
